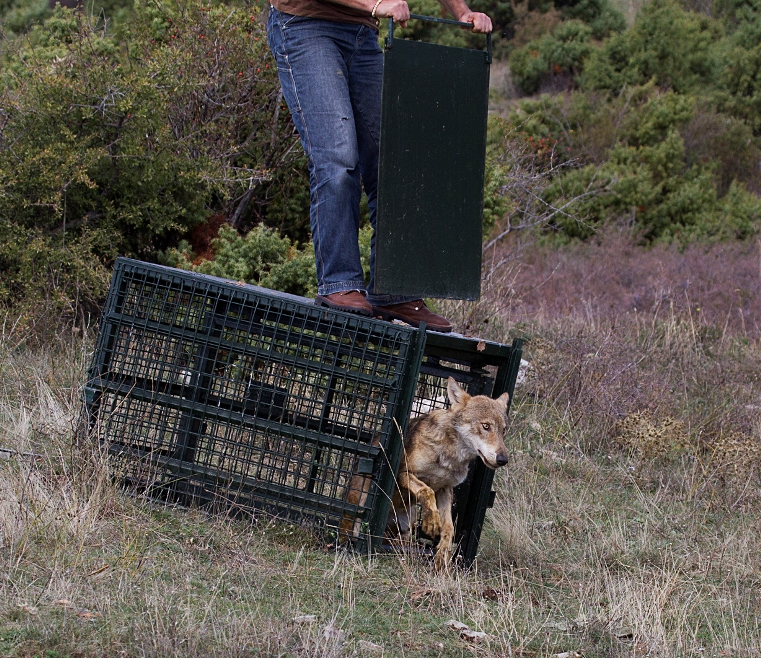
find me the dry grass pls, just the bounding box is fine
[3,235,761,656]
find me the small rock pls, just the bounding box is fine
[445,620,490,644]
[516,359,533,385]
[293,614,317,624]
[445,619,469,632]
[461,629,488,643]
[323,622,346,643]
[357,639,384,653]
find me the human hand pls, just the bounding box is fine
[457,11,492,33]
[372,0,410,27]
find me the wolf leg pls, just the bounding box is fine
[397,471,441,538]
[434,486,455,571]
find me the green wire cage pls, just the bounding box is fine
[85,259,522,565]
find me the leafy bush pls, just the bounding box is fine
[580,0,721,93]
[393,0,514,55]
[260,154,312,245]
[397,0,619,59]
[0,222,110,336]
[714,41,761,134]
[0,1,299,326]
[0,0,49,38]
[165,224,317,297]
[541,127,761,242]
[681,104,761,195]
[555,0,624,39]
[495,84,761,242]
[510,20,593,94]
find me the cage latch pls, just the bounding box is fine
[357,458,375,475]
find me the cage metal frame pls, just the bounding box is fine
[85,258,522,564]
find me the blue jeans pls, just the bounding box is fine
[267,7,416,305]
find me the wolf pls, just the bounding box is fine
[387,377,510,570]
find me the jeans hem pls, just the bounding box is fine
[318,281,368,296]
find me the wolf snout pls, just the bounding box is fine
[495,453,509,467]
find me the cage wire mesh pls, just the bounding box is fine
[85,259,522,563]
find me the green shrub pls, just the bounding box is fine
[393,0,470,49]
[542,127,761,243]
[714,42,761,134]
[497,84,761,242]
[580,0,722,93]
[510,43,554,95]
[0,0,50,39]
[482,159,510,237]
[714,0,761,48]
[684,181,761,241]
[260,154,312,245]
[0,222,110,334]
[556,0,624,39]
[682,104,761,195]
[0,1,297,325]
[393,0,514,55]
[165,224,318,298]
[510,20,593,94]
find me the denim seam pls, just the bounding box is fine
[346,24,361,68]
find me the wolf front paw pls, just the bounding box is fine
[421,509,442,538]
[434,546,452,572]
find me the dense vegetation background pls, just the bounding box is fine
[1,0,759,340]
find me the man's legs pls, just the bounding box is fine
[268,10,451,330]
[267,10,367,298]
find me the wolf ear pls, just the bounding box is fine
[495,392,510,412]
[447,377,470,406]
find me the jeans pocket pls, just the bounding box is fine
[281,13,306,29]
[270,7,301,29]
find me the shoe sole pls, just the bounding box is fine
[371,307,452,333]
[314,296,372,317]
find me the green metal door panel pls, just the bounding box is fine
[376,38,490,300]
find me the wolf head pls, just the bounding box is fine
[447,377,510,470]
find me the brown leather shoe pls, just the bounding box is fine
[315,290,372,316]
[372,300,452,333]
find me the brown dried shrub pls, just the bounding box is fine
[702,431,761,489]
[483,228,761,336]
[614,411,690,459]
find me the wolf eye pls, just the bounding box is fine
[481,422,491,431]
